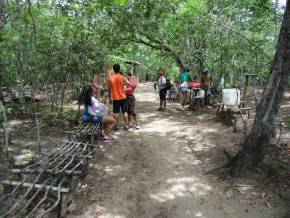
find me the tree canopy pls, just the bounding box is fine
[0,0,285,92]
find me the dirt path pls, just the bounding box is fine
[66,84,287,218]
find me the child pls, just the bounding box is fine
[82,85,116,143]
[125,72,140,129]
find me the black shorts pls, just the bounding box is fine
[113,99,128,113]
[159,88,167,101]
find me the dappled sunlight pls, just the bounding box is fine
[99,213,126,218]
[196,114,209,120]
[139,119,186,135]
[195,211,207,218]
[150,176,212,202]
[103,164,123,176]
[8,119,28,126]
[139,113,157,120]
[280,104,290,108]
[77,204,126,218]
[135,92,158,102]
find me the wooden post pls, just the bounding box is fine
[35,113,41,154]
[220,32,223,80]
[0,101,9,156]
[243,120,247,137]
[252,75,258,109]
[90,134,95,146]
[242,70,248,108]
[0,0,5,102]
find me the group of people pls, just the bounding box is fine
[80,64,140,143]
[156,67,213,111]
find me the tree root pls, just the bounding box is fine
[204,162,229,175]
[223,149,233,161]
[204,149,235,175]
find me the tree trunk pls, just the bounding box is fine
[0,0,5,102]
[230,2,290,177]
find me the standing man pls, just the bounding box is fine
[157,68,167,111]
[201,68,213,106]
[108,64,135,130]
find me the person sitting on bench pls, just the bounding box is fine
[82,85,116,143]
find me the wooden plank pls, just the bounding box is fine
[2,180,70,193]
[12,168,83,175]
[240,107,252,110]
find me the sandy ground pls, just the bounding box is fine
[2,83,284,218]
[1,84,289,218]
[66,83,286,218]
[63,83,288,218]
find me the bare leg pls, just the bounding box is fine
[160,100,165,109]
[181,92,185,106]
[183,92,188,106]
[123,112,129,126]
[102,116,117,136]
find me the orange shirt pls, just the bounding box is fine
[108,73,127,100]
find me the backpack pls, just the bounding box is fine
[165,79,172,89]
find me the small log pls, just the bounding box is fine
[204,162,229,175]
[12,168,83,176]
[2,180,70,193]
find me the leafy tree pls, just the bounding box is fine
[230,0,290,176]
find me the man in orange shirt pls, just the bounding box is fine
[108,64,136,130]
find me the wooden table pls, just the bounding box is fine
[189,87,203,111]
[216,103,251,135]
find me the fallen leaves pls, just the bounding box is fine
[261,192,272,209]
[224,184,274,209]
[76,182,97,203]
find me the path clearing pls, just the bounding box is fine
[66,84,286,218]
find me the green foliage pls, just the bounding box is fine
[0,0,284,92]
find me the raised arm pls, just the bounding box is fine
[92,75,103,90]
[124,78,137,89]
[107,79,112,104]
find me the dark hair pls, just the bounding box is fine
[182,67,190,73]
[166,79,171,88]
[79,85,93,107]
[113,64,120,73]
[127,72,132,77]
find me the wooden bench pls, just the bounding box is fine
[66,122,102,145]
[240,107,252,119]
[216,103,250,135]
[189,88,204,111]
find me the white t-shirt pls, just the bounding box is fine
[157,76,166,90]
[88,96,99,115]
[88,96,107,117]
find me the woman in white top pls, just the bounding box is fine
[83,85,116,142]
[157,68,167,111]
